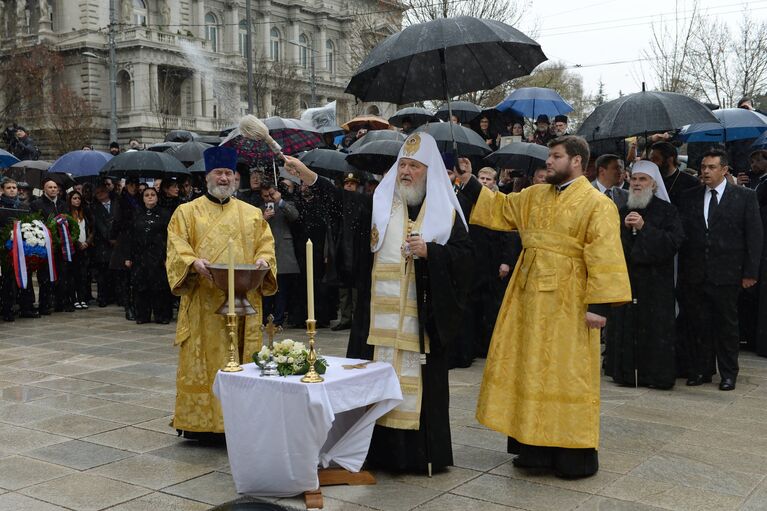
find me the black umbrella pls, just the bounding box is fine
[188,158,205,173]
[147,141,183,152]
[165,130,198,143]
[345,140,404,174]
[348,130,406,153]
[99,151,190,179]
[196,135,223,145]
[298,149,355,178]
[7,160,52,189]
[435,101,482,124]
[318,125,345,137]
[484,142,549,174]
[577,85,718,142]
[169,140,214,165]
[345,16,546,105]
[389,107,436,129]
[415,122,492,156]
[345,16,545,159]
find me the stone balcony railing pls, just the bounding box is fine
[115,27,208,51]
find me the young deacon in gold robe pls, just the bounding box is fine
[166,146,277,440]
[458,135,631,478]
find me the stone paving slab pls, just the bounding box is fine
[0,305,766,510]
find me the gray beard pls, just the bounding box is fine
[398,179,426,206]
[207,182,237,200]
[627,187,654,210]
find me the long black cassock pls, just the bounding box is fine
[311,177,472,472]
[604,196,684,389]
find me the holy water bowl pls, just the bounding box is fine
[208,263,270,316]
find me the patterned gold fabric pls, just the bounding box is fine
[369,197,427,430]
[472,177,631,449]
[166,197,277,433]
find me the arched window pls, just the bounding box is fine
[116,70,132,112]
[299,33,309,69]
[325,39,335,75]
[132,0,147,26]
[270,27,281,62]
[205,12,219,52]
[238,20,248,58]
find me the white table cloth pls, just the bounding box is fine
[212,356,402,497]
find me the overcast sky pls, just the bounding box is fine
[524,0,765,101]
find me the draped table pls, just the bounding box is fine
[212,356,403,497]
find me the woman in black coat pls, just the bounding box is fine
[125,187,172,324]
[67,191,94,309]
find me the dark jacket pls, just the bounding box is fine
[90,200,114,265]
[130,206,171,291]
[109,191,140,269]
[678,182,764,286]
[10,135,40,161]
[30,195,66,220]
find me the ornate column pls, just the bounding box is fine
[317,22,327,78]
[134,62,151,112]
[225,2,238,54]
[193,0,205,40]
[148,63,159,112]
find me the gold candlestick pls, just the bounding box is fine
[301,319,323,383]
[222,313,243,372]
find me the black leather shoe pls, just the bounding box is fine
[3,314,14,322]
[39,308,52,316]
[98,301,108,308]
[125,309,136,321]
[719,378,736,391]
[19,310,39,319]
[686,375,704,386]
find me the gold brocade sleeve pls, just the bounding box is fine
[252,212,278,297]
[468,185,524,232]
[583,197,632,305]
[166,205,199,296]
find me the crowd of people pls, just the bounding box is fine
[2,104,767,387]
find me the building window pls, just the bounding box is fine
[270,27,281,62]
[205,12,219,52]
[133,0,147,26]
[117,70,132,112]
[299,34,309,69]
[326,39,335,75]
[239,20,248,57]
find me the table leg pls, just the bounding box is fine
[304,488,323,509]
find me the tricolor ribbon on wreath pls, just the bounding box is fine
[54,214,74,263]
[10,220,28,289]
[33,220,57,282]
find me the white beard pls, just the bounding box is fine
[627,187,654,210]
[397,178,426,206]
[207,182,237,200]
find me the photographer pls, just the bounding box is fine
[5,125,40,161]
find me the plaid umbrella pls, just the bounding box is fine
[222,117,321,166]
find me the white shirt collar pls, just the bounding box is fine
[557,178,578,191]
[707,179,727,197]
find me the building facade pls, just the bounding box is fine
[1,0,402,148]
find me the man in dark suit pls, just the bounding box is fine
[91,184,115,307]
[678,148,764,390]
[591,153,628,210]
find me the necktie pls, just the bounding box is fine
[605,188,613,200]
[707,189,718,224]
[105,202,110,214]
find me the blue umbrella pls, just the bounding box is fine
[678,108,767,142]
[0,149,20,168]
[495,87,573,119]
[50,150,113,177]
[752,131,767,151]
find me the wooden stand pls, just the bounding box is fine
[303,468,376,509]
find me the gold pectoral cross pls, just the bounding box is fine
[401,219,416,261]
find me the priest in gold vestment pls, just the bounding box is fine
[166,146,277,439]
[459,135,631,478]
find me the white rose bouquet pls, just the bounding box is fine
[254,338,328,376]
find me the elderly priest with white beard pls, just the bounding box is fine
[283,133,472,475]
[604,160,684,389]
